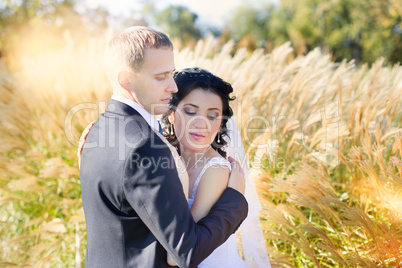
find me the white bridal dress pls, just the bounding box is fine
[187,117,272,268]
[188,157,247,268]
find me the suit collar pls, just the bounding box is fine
[105,99,161,134]
[105,99,140,116]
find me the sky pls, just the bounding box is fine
[79,0,280,29]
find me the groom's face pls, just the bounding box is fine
[129,47,178,115]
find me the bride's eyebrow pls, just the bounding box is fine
[183,103,221,112]
[207,108,221,112]
[183,103,198,108]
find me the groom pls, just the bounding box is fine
[79,26,248,267]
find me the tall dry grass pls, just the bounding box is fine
[0,30,401,267]
[176,37,402,267]
[0,30,112,267]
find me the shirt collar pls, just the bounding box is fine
[111,94,160,133]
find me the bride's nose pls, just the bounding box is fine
[192,116,208,129]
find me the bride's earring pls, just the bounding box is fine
[170,124,174,136]
[217,133,220,143]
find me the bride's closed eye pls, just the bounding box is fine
[184,108,196,115]
[184,109,219,121]
[207,113,219,121]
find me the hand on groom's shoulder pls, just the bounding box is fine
[227,156,246,195]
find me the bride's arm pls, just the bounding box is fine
[167,165,229,266]
[77,121,95,169]
[190,165,230,222]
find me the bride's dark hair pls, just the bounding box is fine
[161,67,236,157]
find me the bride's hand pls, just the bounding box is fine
[77,121,95,167]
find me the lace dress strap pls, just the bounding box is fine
[190,157,231,201]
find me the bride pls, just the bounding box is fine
[161,68,271,268]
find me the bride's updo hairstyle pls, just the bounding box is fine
[161,67,236,157]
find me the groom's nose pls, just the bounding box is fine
[166,76,178,93]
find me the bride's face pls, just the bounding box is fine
[169,88,223,152]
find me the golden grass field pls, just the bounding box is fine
[0,30,401,267]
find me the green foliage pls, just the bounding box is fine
[224,0,402,65]
[154,5,201,45]
[226,5,273,48]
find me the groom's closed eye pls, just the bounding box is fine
[155,74,170,81]
[154,70,175,81]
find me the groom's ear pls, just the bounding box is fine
[117,71,132,90]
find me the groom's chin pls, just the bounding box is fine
[153,106,169,115]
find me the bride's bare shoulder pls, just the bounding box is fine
[202,156,230,180]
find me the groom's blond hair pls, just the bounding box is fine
[103,26,173,85]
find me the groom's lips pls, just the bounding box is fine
[161,98,170,103]
[190,133,205,140]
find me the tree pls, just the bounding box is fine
[224,0,402,64]
[226,5,274,50]
[154,5,201,46]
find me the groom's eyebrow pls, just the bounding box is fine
[154,69,176,76]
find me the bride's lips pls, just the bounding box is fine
[189,133,205,140]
